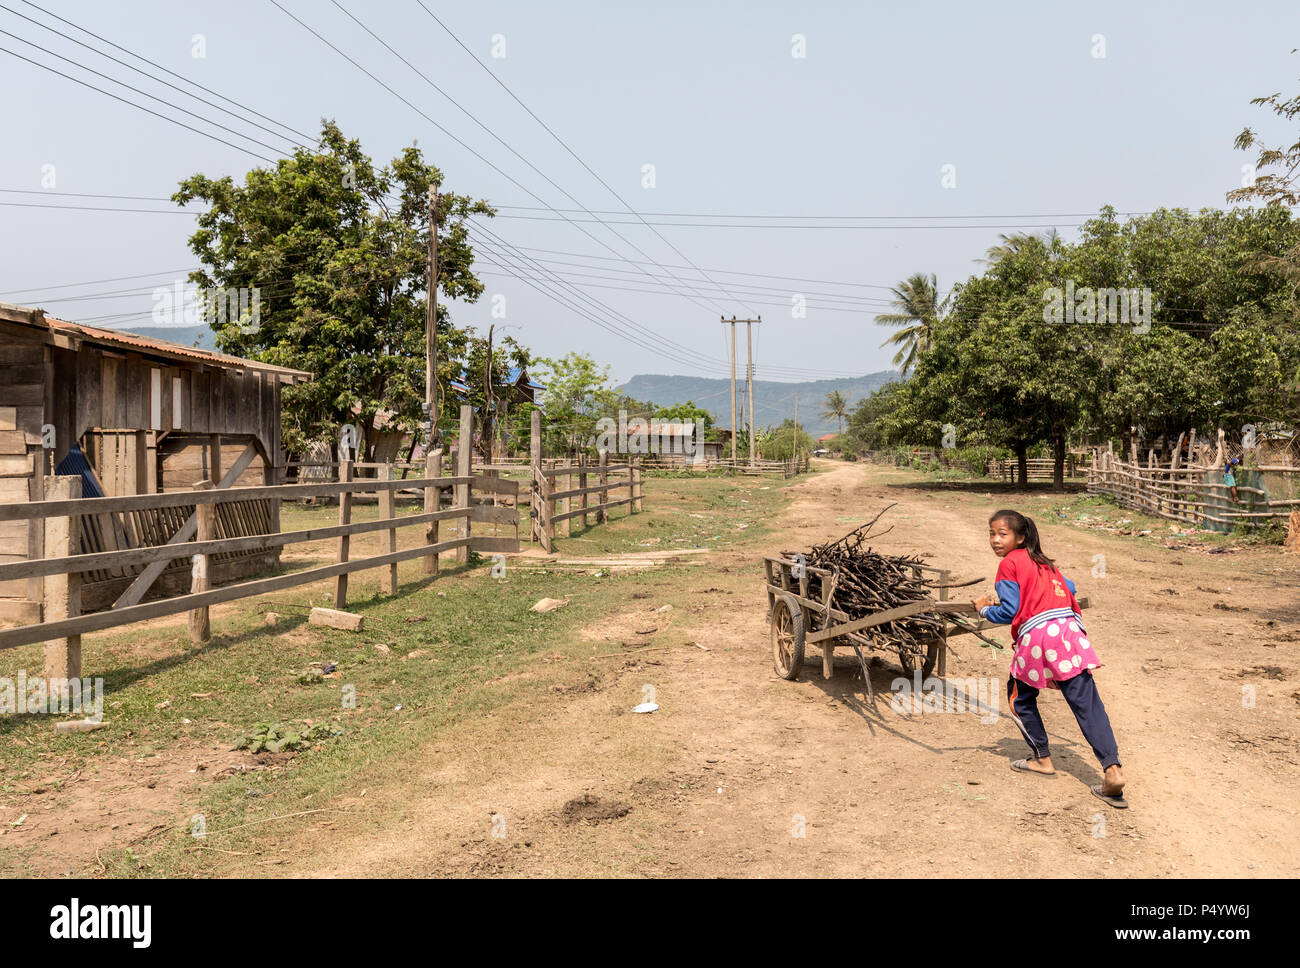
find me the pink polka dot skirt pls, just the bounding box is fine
[1010,615,1101,689]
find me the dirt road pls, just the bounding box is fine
[241,461,1300,876]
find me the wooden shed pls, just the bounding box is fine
[0,302,311,625]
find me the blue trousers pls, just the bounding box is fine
[1007,672,1121,770]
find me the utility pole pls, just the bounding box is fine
[722,316,736,463]
[746,316,759,466]
[425,183,439,448]
[793,391,799,461]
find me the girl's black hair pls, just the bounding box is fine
[989,509,1054,568]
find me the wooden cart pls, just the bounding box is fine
[764,554,1088,693]
[763,554,982,690]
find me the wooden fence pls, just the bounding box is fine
[990,457,1082,482]
[637,454,807,476]
[0,407,519,680]
[1087,450,1300,531]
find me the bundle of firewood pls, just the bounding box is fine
[782,505,961,655]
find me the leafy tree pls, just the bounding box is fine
[174,120,494,458]
[843,382,905,452]
[875,272,950,375]
[533,352,620,455]
[655,400,714,433]
[760,419,815,461]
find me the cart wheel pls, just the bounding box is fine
[770,592,805,680]
[897,641,941,679]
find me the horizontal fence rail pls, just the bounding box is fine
[1088,451,1300,532]
[0,407,522,683]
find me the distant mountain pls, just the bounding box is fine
[111,324,216,351]
[618,371,898,438]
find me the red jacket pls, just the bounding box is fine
[982,548,1082,639]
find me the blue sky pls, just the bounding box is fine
[2,0,1297,383]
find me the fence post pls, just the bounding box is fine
[456,405,472,562]
[43,475,82,683]
[632,456,643,512]
[559,461,571,538]
[334,459,353,607]
[424,448,442,574]
[579,454,590,528]
[597,450,609,524]
[530,409,542,544]
[380,463,397,595]
[188,479,215,644]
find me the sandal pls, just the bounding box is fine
[1011,758,1058,777]
[1091,784,1129,809]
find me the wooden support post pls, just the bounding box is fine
[188,480,214,644]
[632,456,643,512]
[597,450,609,524]
[530,409,542,543]
[537,468,554,553]
[334,460,353,607]
[579,455,589,528]
[43,476,82,682]
[938,568,950,677]
[559,464,571,537]
[424,448,443,574]
[209,433,222,485]
[819,575,834,680]
[455,405,472,562]
[379,463,397,595]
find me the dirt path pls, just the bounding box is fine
[270,461,1300,876]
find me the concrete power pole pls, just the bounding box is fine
[746,317,759,466]
[426,183,439,447]
[722,316,737,463]
[793,391,799,461]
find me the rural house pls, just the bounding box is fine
[0,302,311,625]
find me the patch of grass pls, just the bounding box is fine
[0,470,804,877]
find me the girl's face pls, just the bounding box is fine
[988,518,1022,558]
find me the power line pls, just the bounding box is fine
[491,213,1091,230]
[0,26,292,158]
[0,42,280,164]
[1,2,308,150]
[265,0,725,320]
[0,187,174,202]
[18,0,318,145]
[330,0,737,317]
[0,200,195,214]
[414,0,760,316]
[0,268,198,298]
[493,204,1158,221]
[266,2,766,376]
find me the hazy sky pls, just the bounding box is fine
[2,0,1298,384]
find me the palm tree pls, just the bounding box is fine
[982,228,1059,265]
[821,389,847,438]
[875,273,949,375]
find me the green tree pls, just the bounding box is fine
[760,419,815,461]
[534,352,618,455]
[174,120,494,458]
[875,272,950,375]
[820,389,848,437]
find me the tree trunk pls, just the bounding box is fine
[1052,434,1066,488]
[1015,442,1028,486]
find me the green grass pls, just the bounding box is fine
[0,469,809,877]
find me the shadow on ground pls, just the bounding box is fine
[884,480,1088,495]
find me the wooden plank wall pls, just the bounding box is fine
[70,345,278,454]
[0,341,43,621]
[0,324,288,626]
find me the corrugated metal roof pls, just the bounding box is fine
[0,302,313,381]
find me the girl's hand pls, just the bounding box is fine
[972,594,995,610]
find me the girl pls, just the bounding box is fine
[972,510,1128,809]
